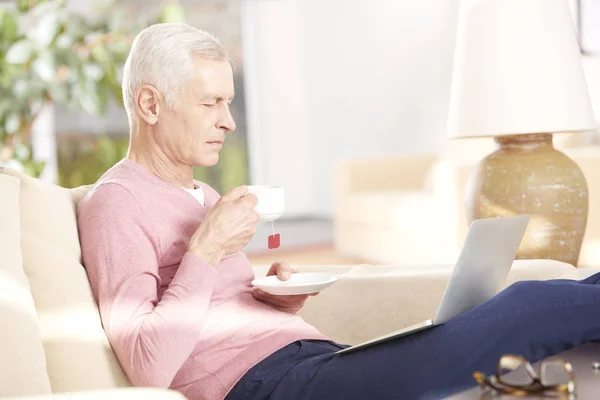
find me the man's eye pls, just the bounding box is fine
[203,103,217,108]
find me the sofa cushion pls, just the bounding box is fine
[0,173,52,396]
[0,168,131,392]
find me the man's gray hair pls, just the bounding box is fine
[121,22,231,123]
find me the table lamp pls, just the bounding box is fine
[447,0,597,265]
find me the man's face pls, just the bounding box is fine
[156,57,236,167]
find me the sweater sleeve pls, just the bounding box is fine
[77,182,217,388]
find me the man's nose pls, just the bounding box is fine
[219,105,236,132]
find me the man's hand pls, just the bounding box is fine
[252,262,318,314]
[188,185,260,267]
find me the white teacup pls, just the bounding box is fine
[246,185,284,221]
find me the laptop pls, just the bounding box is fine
[336,214,530,355]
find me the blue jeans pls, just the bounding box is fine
[225,273,600,399]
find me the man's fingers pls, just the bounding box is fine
[282,294,309,302]
[253,288,307,303]
[221,185,248,202]
[252,288,308,314]
[266,261,292,281]
[266,262,279,277]
[241,193,258,207]
[276,262,292,281]
[267,293,308,303]
[253,288,267,297]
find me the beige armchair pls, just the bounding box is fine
[333,141,600,268]
[333,154,474,266]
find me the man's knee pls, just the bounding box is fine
[503,280,548,298]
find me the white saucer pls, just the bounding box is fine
[251,272,340,295]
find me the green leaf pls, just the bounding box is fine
[30,99,46,116]
[0,63,22,87]
[32,8,60,47]
[78,81,102,116]
[0,98,10,116]
[6,39,37,64]
[104,63,117,85]
[30,0,61,20]
[14,142,31,160]
[82,63,104,81]
[84,31,104,46]
[17,0,32,12]
[95,83,109,114]
[160,2,186,23]
[60,49,82,76]
[105,37,131,62]
[55,33,74,49]
[21,158,46,178]
[1,159,25,173]
[107,11,126,32]
[91,44,109,61]
[47,80,68,103]
[64,14,87,41]
[4,113,21,135]
[12,79,29,98]
[111,82,124,105]
[90,44,113,71]
[31,51,56,82]
[0,10,19,43]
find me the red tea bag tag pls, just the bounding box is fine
[268,221,280,249]
[268,233,280,249]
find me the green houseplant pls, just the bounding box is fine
[0,0,184,177]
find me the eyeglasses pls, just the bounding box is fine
[473,354,575,397]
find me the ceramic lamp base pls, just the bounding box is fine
[465,133,589,266]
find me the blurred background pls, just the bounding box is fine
[0,0,248,191]
[1,0,600,264]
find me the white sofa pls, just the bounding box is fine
[0,167,591,399]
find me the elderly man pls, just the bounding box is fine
[78,22,600,400]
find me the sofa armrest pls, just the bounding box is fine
[4,388,186,400]
[296,260,581,346]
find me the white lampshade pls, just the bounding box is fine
[447,0,597,139]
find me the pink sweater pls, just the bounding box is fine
[77,159,329,400]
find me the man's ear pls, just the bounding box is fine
[136,85,161,125]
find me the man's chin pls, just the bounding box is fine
[192,155,219,167]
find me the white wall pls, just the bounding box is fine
[573,0,600,124]
[243,0,462,217]
[244,0,600,218]
[241,0,315,216]
[582,57,600,118]
[303,0,462,215]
